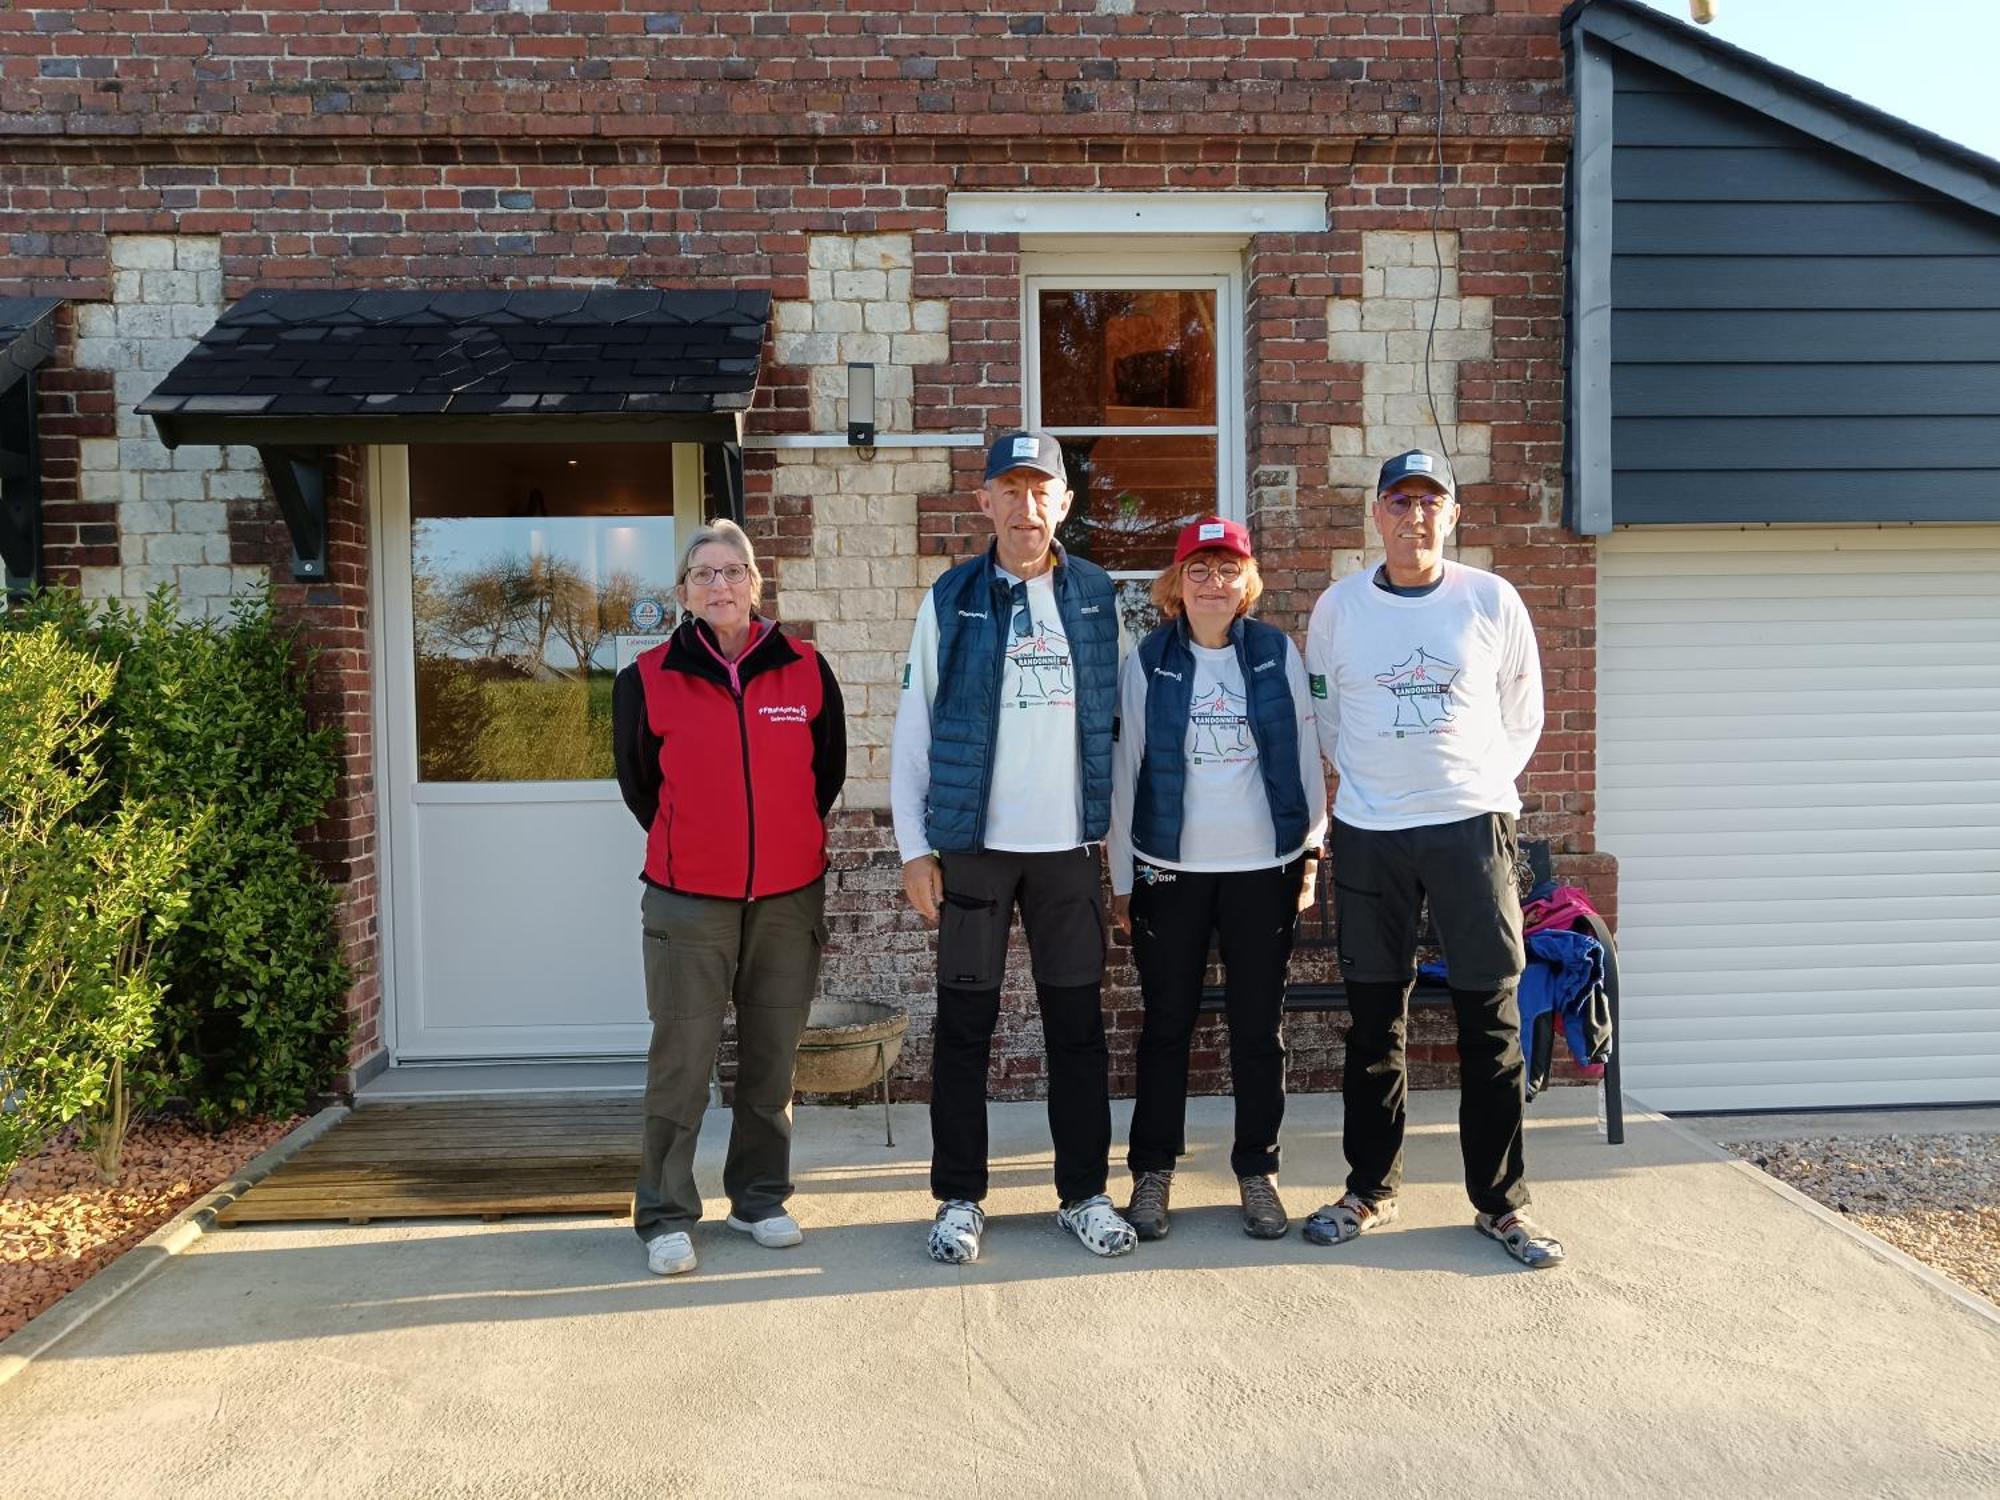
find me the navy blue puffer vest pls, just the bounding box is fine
[1130,614,1309,863]
[923,542,1117,854]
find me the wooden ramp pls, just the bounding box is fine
[216,1096,641,1225]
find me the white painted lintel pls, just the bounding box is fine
[946,191,1327,236]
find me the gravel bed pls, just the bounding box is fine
[1728,1133,1999,1307]
[1,1114,302,1342]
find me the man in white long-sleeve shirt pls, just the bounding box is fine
[1300,448,1566,1269]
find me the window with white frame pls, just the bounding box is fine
[1023,258,1244,636]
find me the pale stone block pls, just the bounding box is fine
[1387,394,1454,427]
[110,235,176,271]
[842,589,899,621]
[899,460,952,493]
[875,363,913,398]
[863,301,911,334]
[812,495,871,527]
[79,566,124,599]
[110,270,144,304]
[891,332,949,366]
[80,470,123,503]
[1457,545,1494,572]
[834,462,895,496]
[853,234,914,270]
[868,558,918,588]
[145,531,209,565]
[1384,264,1456,300]
[916,558,952,586]
[1455,424,1493,456]
[76,304,117,340]
[832,269,887,302]
[1363,361,1416,395]
[75,338,142,372]
[912,301,950,334]
[817,558,873,590]
[120,472,145,504]
[171,303,218,339]
[1363,232,1415,268]
[202,533,235,565]
[838,332,891,366]
[847,713,890,750]
[1362,395,1386,427]
[141,470,205,503]
[843,777,891,812]
[1424,300,1461,330]
[1360,299,1415,332]
[194,271,223,306]
[807,237,853,271]
[120,498,174,534]
[777,587,835,620]
[842,649,903,685]
[1328,425,1365,458]
[222,445,260,470]
[113,367,156,404]
[119,438,174,472]
[806,269,834,302]
[1462,298,1494,330]
[773,300,813,334]
[177,565,232,597]
[810,620,877,652]
[80,437,120,471]
[173,237,221,271]
[813,301,862,334]
[229,566,269,592]
[174,500,227,533]
[864,495,918,528]
[885,270,912,304]
[124,564,178,596]
[1361,267,1385,299]
[1328,455,1390,488]
[1329,331,1388,363]
[205,471,268,501]
[774,331,840,367]
[1328,297,1361,332]
[141,270,203,304]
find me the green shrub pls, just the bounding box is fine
[90,590,352,1127]
[0,626,193,1177]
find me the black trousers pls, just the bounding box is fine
[1333,815,1530,1216]
[1126,857,1305,1180]
[928,848,1111,1205]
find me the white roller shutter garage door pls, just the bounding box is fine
[1598,528,2000,1112]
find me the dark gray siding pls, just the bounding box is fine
[1607,55,2000,525]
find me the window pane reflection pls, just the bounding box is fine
[1054,434,1218,574]
[1038,289,1218,429]
[410,445,681,783]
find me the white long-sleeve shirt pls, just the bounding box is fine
[1107,633,1328,897]
[890,568,1082,864]
[1305,561,1543,831]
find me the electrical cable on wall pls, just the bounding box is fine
[1422,0,1458,560]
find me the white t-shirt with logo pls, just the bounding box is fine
[891,566,1083,861]
[1305,560,1543,831]
[1107,635,1328,896]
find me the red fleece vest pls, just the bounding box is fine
[635,634,827,901]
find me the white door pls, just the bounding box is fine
[375,443,705,1060]
[1597,527,2000,1111]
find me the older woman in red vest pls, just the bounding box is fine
[612,518,846,1277]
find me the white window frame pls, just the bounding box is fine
[1020,245,1247,590]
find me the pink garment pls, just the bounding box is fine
[1522,883,1600,937]
[693,615,771,696]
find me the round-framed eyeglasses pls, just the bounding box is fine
[1379,493,1452,517]
[687,563,752,587]
[1183,560,1245,584]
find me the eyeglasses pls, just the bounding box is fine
[686,563,751,587]
[1010,580,1033,638]
[1379,493,1453,517]
[1182,560,1245,584]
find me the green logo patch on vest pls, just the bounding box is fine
[901,662,912,690]
[1308,673,1328,700]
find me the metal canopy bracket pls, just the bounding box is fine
[0,372,40,595]
[257,445,331,581]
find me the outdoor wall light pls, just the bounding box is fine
[846,361,877,452]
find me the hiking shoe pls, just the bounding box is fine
[726,1211,803,1248]
[928,1200,986,1264]
[1475,1209,1567,1270]
[1302,1192,1401,1246]
[1125,1170,1174,1241]
[1238,1174,1290,1240]
[1056,1194,1137,1258]
[644,1231,697,1276]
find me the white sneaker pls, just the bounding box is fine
[726,1212,804,1248]
[928,1199,985,1264]
[645,1231,696,1276]
[1055,1194,1137,1258]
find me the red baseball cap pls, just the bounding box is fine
[1173,516,1253,564]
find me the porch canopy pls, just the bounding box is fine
[1,295,61,594]
[137,287,767,577]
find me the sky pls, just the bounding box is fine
[1632,0,2000,161]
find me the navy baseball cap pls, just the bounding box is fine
[1375,448,1455,498]
[983,429,1068,486]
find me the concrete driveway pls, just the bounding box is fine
[2,1090,1995,1498]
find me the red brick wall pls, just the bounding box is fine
[2,0,1610,1098]
[28,305,118,590]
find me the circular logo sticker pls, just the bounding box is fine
[630,596,667,632]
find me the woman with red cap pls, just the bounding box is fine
[1108,517,1326,1242]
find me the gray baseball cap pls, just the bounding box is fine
[1375,448,1455,497]
[983,429,1068,486]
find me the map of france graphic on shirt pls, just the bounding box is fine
[1189,680,1254,763]
[1005,618,1074,707]
[1374,646,1461,734]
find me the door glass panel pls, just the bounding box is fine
[1037,289,1218,428]
[409,444,682,783]
[1054,433,1219,574]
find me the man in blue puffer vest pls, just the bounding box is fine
[890,429,1135,1265]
